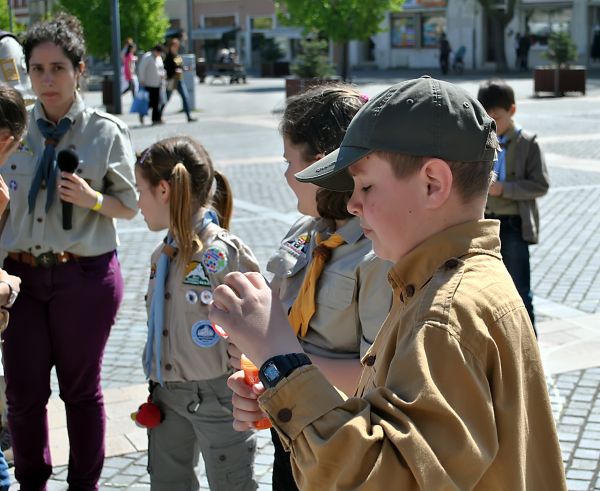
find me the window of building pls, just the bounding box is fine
[391,12,446,49]
[421,14,446,48]
[251,16,273,30]
[391,15,418,48]
[525,7,572,47]
[204,15,236,28]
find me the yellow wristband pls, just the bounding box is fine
[92,192,104,211]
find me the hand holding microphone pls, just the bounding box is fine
[56,148,79,230]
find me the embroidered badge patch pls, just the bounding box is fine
[183,261,210,286]
[8,180,17,191]
[17,141,32,155]
[191,320,220,348]
[149,264,156,280]
[282,233,310,257]
[0,58,19,82]
[202,245,228,274]
[185,290,199,304]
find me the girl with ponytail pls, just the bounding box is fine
[135,136,258,491]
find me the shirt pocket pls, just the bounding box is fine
[3,151,36,195]
[316,272,356,310]
[74,158,105,191]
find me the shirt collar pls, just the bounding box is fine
[33,91,85,124]
[314,216,364,245]
[388,220,501,296]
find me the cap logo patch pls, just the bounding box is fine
[315,162,335,174]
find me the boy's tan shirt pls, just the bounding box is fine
[259,220,566,490]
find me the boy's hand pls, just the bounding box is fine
[227,370,267,431]
[209,272,303,368]
[489,181,504,197]
[227,341,242,370]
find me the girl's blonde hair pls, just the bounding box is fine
[136,136,233,264]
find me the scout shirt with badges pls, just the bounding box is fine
[144,218,259,383]
[0,93,138,257]
[259,220,566,490]
[267,215,392,359]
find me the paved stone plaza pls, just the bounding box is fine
[8,70,600,490]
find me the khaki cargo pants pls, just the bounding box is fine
[148,374,258,491]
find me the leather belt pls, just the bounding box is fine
[8,251,81,268]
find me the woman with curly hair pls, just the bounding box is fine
[0,14,137,490]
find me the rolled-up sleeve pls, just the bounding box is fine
[260,323,499,490]
[103,126,138,211]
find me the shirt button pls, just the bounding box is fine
[165,363,173,371]
[164,292,171,300]
[365,355,376,366]
[77,169,83,174]
[10,164,16,170]
[405,284,415,297]
[445,259,459,269]
[40,184,46,190]
[35,245,41,250]
[162,330,168,336]
[277,408,293,423]
[144,294,148,301]
[36,217,43,223]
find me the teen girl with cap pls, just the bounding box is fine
[135,136,258,490]
[229,85,393,490]
[0,14,137,490]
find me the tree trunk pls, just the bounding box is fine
[340,42,350,81]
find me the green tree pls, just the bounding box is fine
[477,0,517,72]
[58,0,169,58]
[0,1,10,31]
[545,31,578,67]
[276,0,404,80]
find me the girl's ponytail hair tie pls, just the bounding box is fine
[359,94,370,103]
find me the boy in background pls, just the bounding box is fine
[478,79,549,334]
[210,76,566,490]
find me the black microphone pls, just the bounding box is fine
[56,148,79,230]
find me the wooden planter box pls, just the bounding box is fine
[285,77,341,98]
[261,62,290,77]
[533,66,586,96]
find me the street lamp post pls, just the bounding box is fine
[110,0,122,114]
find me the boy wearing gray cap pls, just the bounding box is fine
[210,76,566,490]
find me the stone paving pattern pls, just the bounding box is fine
[8,71,600,490]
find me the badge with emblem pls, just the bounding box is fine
[191,320,220,348]
[200,290,213,305]
[185,290,199,304]
[9,180,17,191]
[149,264,156,280]
[183,261,211,286]
[0,58,19,82]
[202,245,228,274]
[16,141,32,155]
[282,233,310,257]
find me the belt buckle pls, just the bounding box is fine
[36,252,56,268]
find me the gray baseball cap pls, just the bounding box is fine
[295,76,497,191]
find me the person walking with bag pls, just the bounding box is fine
[139,44,166,126]
[164,38,196,123]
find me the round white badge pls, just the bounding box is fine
[200,290,213,305]
[185,290,199,304]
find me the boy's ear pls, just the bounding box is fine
[509,103,516,117]
[420,158,452,209]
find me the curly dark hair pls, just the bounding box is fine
[281,84,366,220]
[0,84,27,140]
[22,13,86,70]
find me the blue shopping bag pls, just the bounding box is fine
[130,88,149,116]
